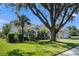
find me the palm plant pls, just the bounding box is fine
[13,15,31,42]
[19,15,31,34]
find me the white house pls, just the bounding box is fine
[9,23,19,34]
[57,27,70,39]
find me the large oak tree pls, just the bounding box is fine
[7,3,79,42]
[25,3,79,41]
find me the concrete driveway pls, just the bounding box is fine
[57,46,79,56]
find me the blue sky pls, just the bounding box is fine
[0,4,42,29]
[0,4,79,30]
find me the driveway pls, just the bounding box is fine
[57,46,79,56]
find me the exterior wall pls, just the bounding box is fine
[57,28,70,39]
[9,23,19,34]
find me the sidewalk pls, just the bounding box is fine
[57,46,79,56]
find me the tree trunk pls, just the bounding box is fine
[50,29,57,42]
[21,26,24,42]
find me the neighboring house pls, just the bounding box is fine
[26,25,39,37]
[25,25,70,39]
[57,28,70,39]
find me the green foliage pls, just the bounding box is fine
[8,49,23,56]
[14,32,20,42]
[70,36,79,39]
[1,35,7,39]
[18,34,24,43]
[2,24,11,36]
[39,28,49,40]
[27,29,37,42]
[7,33,23,43]
[68,26,79,36]
[29,34,37,42]
[7,32,20,43]
[39,28,48,34]
[0,32,2,37]
[7,34,16,43]
[12,15,31,42]
[14,15,31,32]
[26,28,49,41]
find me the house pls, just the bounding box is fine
[9,22,70,39]
[26,25,39,37]
[57,27,70,39]
[9,23,19,34]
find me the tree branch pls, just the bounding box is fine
[56,5,78,32]
[50,4,54,26]
[57,8,68,30]
[28,4,51,30]
[55,4,66,21]
[33,4,49,24]
[62,6,78,27]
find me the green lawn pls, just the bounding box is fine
[0,38,79,56]
[71,36,79,39]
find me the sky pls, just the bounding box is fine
[0,4,79,30]
[0,4,42,30]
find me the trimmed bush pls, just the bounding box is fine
[7,32,25,43]
[38,28,50,40]
[7,34,16,43]
[1,35,7,39]
[18,34,23,43]
[14,33,20,42]
[24,37,29,41]
[27,29,37,42]
[29,33,37,42]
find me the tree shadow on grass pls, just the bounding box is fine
[38,40,51,45]
[53,41,78,56]
[8,49,35,56]
[7,41,78,56]
[38,40,77,48]
[56,41,77,48]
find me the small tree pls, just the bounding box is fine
[39,28,49,40]
[13,15,31,41]
[68,26,78,36]
[2,24,11,36]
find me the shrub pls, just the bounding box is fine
[23,35,29,41]
[7,32,25,43]
[18,34,24,43]
[8,49,23,56]
[38,28,49,40]
[29,33,37,42]
[1,35,7,39]
[0,33,2,38]
[14,32,20,42]
[7,34,16,43]
[27,29,37,42]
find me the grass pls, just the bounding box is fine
[71,36,79,39]
[0,38,79,56]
